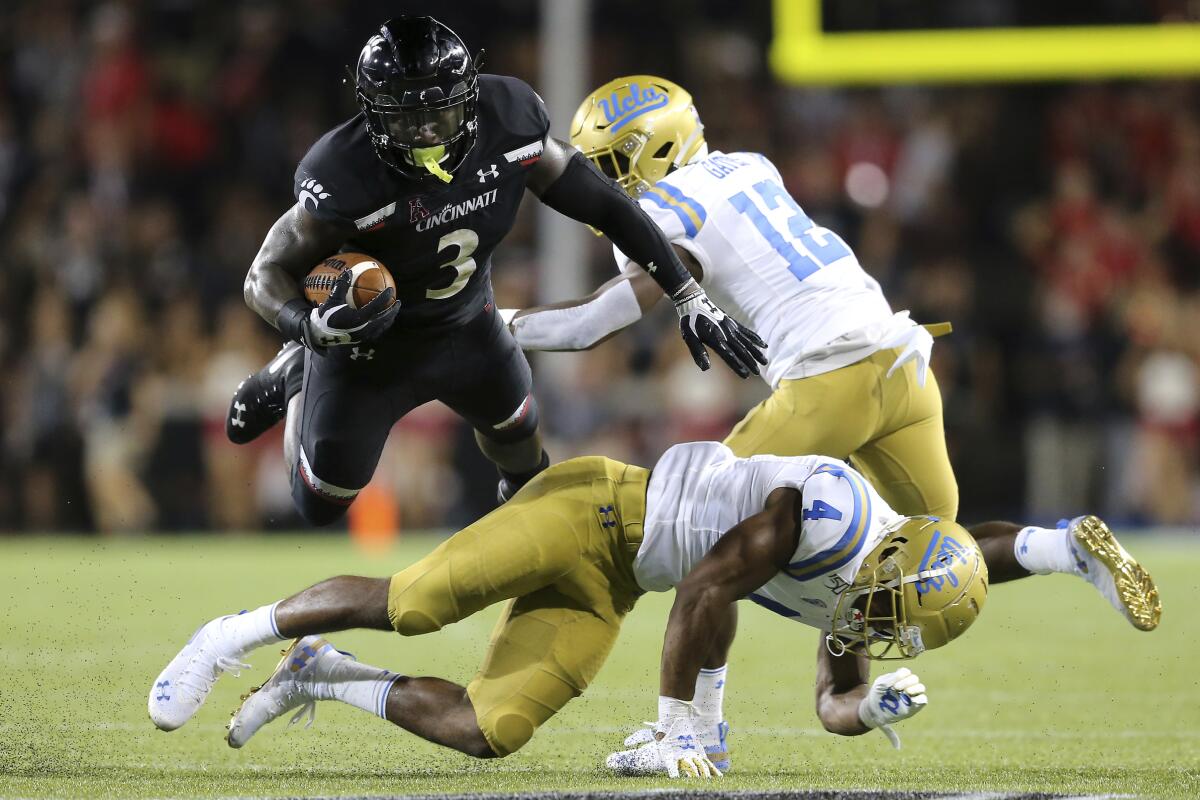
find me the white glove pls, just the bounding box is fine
[857,667,928,750]
[499,308,518,326]
[655,697,722,779]
[881,322,935,388]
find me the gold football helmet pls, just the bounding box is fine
[570,75,707,198]
[828,517,988,660]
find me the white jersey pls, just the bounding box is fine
[614,151,919,388]
[635,441,903,631]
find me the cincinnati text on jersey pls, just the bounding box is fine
[415,188,501,232]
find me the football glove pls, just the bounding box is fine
[857,667,928,750]
[881,322,935,388]
[297,271,399,350]
[655,698,723,779]
[672,281,767,379]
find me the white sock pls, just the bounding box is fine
[694,665,727,725]
[218,602,286,655]
[317,652,402,720]
[1014,525,1078,575]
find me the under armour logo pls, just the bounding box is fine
[350,347,375,361]
[598,505,617,528]
[477,164,499,182]
[646,260,657,273]
[155,680,170,702]
[230,402,247,428]
[674,733,698,751]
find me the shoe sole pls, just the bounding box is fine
[1073,516,1161,631]
[227,638,309,748]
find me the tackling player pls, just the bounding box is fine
[500,76,1162,773]
[150,441,985,777]
[225,22,764,524]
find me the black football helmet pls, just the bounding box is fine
[353,16,481,182]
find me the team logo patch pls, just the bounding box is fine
[298,178,330,212]
[355,202,397,231]
[409,198,431,223]
[503,141,543,166]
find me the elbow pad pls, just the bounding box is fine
[539,153,693,296]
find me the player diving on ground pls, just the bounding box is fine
[225,21,764,525]
[150,442,987,777]
[498,75,1163,774]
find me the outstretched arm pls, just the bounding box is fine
[815,639,929,748]
[506,246,703,351]
[661,487,800,701]
[527,136,766,377]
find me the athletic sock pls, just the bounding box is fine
[1014,525,1078,575]
[694,664,728,727]
[316,653,402,720]
[499,450,550,492]
[218,602,287,655]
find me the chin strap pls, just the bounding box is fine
[412,145,453,183]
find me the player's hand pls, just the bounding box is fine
[857,667,928,750]
[672,282,767,379]
[654,706,722,779]
[303,271,399,349]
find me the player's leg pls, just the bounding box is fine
[226,340,304,444]
[442,306,548,501]
[722,358,880,461]
[288,351,406,525]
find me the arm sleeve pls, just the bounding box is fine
[538,152,695,298]
[510,279,643,351]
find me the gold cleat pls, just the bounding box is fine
[1068,515,1161,631]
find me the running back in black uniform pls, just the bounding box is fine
[295,75,547,332]
[229,15,765,527]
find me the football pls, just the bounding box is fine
[303,252,396,309]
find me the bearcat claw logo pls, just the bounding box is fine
[599,82,669,133]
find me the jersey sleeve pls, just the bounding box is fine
[482,75,551,145]
[612,181,712,275]
[292,132,365,230]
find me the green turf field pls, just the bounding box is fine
[1,534,1197,799]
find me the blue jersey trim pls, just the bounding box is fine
[644,189,700,237]
[783,464,873,582]
[747,592,802,618]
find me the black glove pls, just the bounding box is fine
[673,281,767,379]
[279,271,399,351]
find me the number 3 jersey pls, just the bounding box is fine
[613,151,919,389]
[294,75,549,332]
[635,441,903,631]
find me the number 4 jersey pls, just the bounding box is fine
[635,441,904,631]
[294,75,550,332]
[613,151,919,389]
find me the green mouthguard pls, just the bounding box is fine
[413,145,453,183]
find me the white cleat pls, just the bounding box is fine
[149,616,252,731]
[227,636,342,749]
[1062,515,1161,631]
[606,720,730,775]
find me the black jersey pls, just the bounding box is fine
[294,75,550,330]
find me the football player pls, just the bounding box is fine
[499,76,1162,773]
[225,22,764,524]
[151,441,985,778]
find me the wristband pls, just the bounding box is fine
[276,298,312,345]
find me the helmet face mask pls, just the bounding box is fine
[827,517,988,661]
[354,16,480,183]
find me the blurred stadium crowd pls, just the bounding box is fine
[1,1,1198,533]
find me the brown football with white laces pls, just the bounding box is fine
[303,253,396,309]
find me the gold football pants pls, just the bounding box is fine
[724,347,958,520]
[387,456,648,757]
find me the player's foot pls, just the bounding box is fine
[605,720,730,774]
[1061,515,1161,631]
[226,341,303,445]
[149,616,252,731]
[227,636,344,748]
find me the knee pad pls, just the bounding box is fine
[292,453,358,526]
[486,393,539,444]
